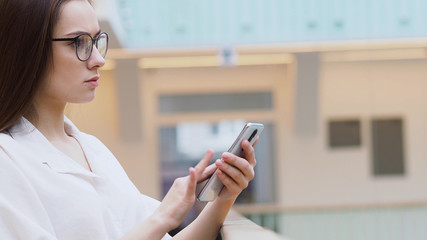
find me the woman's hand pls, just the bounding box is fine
[157,141,257,240]
[215,139,257,201]
[154,149,214,231]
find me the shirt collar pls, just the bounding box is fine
[8,116,78,138]
[8,116,96,177]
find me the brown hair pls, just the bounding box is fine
[0,0,81,131]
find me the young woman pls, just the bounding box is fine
[0,0,257,239]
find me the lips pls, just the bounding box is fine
[85,75,100,87]
[87,75,99,82]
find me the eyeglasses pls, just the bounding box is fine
[52,32,109,62]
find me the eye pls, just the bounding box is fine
[75,36,85,47]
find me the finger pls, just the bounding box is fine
[200,164,217,181]
[185,167,197,197]
[194,149,214,177]
[252,137,259,147]
[216,159,253,186]
[216,169,241,194]
[241,139,256,167]
[222,152,255,179]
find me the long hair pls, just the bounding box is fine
[0,0,77,131]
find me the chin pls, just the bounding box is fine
[70,95,96,104]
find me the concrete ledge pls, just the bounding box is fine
[220,210,288,240]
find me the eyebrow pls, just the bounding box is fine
[64,29,102,37]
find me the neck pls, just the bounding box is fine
[27,99,69,142]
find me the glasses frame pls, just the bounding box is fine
[52,32,109,62]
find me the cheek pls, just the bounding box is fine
[39,73,66,98]
[42,62,81,97]
[50,48,83,82]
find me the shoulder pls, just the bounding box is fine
[0,133,57,239]
[0,131,29,171]
[0,131,19,155]
[0,130,14,142]
[0,132,30,183]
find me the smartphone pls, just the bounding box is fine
[196,122,264,202]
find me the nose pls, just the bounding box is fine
[87,45,105,69]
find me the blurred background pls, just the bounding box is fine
[67,0,427,239]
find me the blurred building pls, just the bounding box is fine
[67,1,427,239]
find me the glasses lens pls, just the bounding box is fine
[96,33,108,58]
[76,34,92,61]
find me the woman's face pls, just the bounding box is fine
[38,0,105,107]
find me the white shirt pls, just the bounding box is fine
[0,117,171,240]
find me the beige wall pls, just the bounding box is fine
[281,57,427,207]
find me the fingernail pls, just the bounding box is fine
[222,152,231,159]
[215,159,223,166]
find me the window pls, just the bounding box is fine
[328,119,361,148]
[371,118,405,176]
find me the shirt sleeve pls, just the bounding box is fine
[0,147,57,240]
